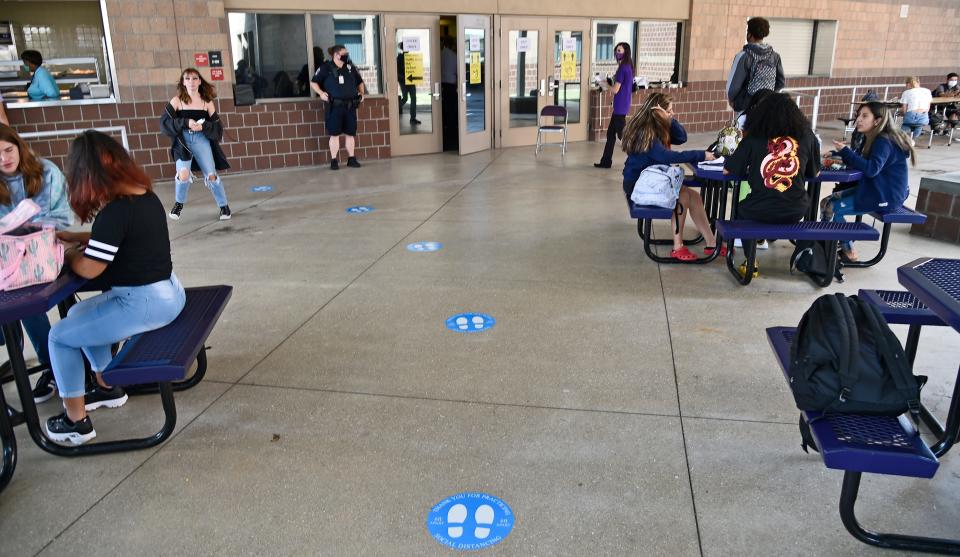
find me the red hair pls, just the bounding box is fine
[66,131,152,223]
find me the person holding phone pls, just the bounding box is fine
[160,68,231,221]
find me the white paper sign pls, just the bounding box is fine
[403,37,421,52]
[516,37,530,53]
[562,37,576,52]
[470,36,481,51]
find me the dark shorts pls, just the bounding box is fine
[326,103,358,136]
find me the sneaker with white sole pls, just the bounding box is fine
[32,370,57,403]
[46,413,96,445]
[219,205,232,220]
[757,239,769,250]
[84,385,128,411]
[169,202,183,220]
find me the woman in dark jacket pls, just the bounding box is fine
[823,101,916,261]
[160,68,231,221]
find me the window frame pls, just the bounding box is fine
[226,10,385,104]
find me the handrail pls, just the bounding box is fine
[782,83,906,132]
[17,126,129,150]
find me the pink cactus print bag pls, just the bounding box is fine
[0,199,64,291]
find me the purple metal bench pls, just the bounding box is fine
[91,285,232,453]
[766,326,959,554]
[845,207,927,268]
[625,183,718,265]
[715,220,879,287]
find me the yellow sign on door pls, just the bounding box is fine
[560,51,577,81]
[469,52,481,85]
[404,52,424,86]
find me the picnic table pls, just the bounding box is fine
[897,257,960,457]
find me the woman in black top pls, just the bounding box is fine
[724,92,821,223]
[45,131,186,445]
[160,68,231,221]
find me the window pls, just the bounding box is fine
[766,19,837,77]
[0,0,118,102]
[595,23,618,62]
[228,13,309,99]
[590,20,682,85]
[312,15,382,94]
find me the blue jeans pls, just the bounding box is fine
[48,274,186,398]
[175,131,228,207]
[825,189,867,252]
[0,314,52,366]
[901,111,929,138]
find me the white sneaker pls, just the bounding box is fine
[757,239,769,250]
[734,238,743,248]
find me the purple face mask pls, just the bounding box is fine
[615,52,624,61]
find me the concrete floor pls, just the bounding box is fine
[2,128,959,556]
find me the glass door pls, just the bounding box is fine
[499,17,547,148]
[385,15,442,156]
[548,18,591,142]
[458,15,492,155]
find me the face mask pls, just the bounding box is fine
[615,52,623,61]
[340,54,350,64]
[22,64,30,72]
[949,80,958,88]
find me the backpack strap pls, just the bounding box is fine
[830,294,859,403]
[856,297,926,422]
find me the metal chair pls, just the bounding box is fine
[535,105,568,156]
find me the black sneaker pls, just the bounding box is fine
[331,159,340,170]
[219,205,232,221]
[46,413,96,445]
[410,118,422,125]
[594,162,611,169]
[347,157,361,168]
[84,385,128,412]
[32,370,57,404]
[169,202,184,220]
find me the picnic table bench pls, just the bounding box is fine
[715,220,879,286]
[766,326,959,554]
[844,207,928,268]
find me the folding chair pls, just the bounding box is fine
[535,105,568,156]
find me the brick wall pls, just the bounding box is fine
[5,0,390,182]
[911,180,960,243]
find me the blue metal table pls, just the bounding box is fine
[0,273,87,485]
[807,169,863,222]
[898,257,960,457]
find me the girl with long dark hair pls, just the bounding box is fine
[160,68,231,221]
[823,101,916,261]
[595,42,634,168]
[45,131,185,445]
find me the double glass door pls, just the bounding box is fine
[498,17,590,148]
[385,14,493,157]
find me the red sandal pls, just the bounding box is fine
[670,246,698,262]
[703,245,728,258]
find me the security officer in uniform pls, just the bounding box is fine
[311,44,366,170]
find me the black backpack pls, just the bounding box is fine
[789,293,926,418]
[790,240,844,283]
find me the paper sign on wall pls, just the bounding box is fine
[404,52,424,85]
[403,36,421,52]
[562,37,577,52]
[560,51,576,81]
[516,37,530,53]
[210,68,224,81]
[469,36,481,51]
[470,52,481,84]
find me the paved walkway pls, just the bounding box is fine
[2,131,959,556]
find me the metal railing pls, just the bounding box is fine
[17,125,129,150]
[783,83,904,131]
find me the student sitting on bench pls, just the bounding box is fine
[822,101,916,262]
[724,92,821,224]
[622,92,720,262]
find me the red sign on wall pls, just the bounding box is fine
[194,52,209,66]
[210,68,224,81]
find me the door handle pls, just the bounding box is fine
[434,82,440,100]
[539,79,546,96]
[548,78,558,93]
[462,82,469,101]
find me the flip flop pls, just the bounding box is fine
[670,246,698,262]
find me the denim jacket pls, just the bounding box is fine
[0,158,73,229]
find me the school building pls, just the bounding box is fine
[1,0,959,178]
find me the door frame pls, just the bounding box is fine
[457,14,493,155]
[546,18,591,143]
[385,14,443,157]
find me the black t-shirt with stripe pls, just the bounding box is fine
[84,191,173,289]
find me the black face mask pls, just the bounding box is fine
[340,54,351,64]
